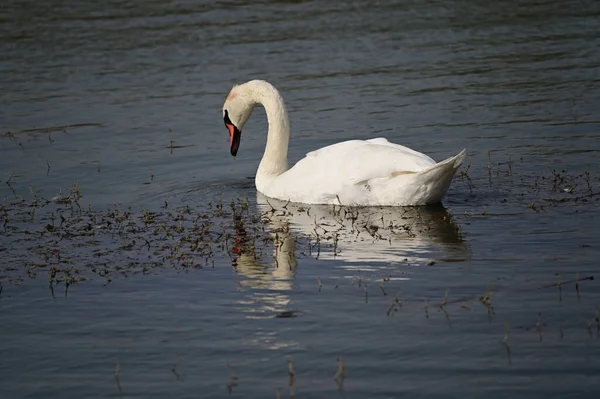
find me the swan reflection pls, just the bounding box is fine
[230,193,470,324]
[255,193,470,265]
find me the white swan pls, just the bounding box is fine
[222,80,466,206]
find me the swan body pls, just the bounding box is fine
[222,80,466,206]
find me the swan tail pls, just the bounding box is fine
[428,148,467,172]
[413,149,467,204]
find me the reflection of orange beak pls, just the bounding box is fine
[226,123,241,156]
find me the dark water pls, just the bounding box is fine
[1,0,600,397]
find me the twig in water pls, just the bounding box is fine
[502,323,512,365]
[172,356,183,380]
[227,363,238,380]
[265,199,276,214]
[287,356,295,394]
[487,151,492,184]
[226,363,238,393]
[333,357,345,390]
[540,275,593,288]
[439,288,451,326]
[317,277,323,292]
[6,170,16,197]
[287,356,295,378]
[585,170,593,196]
[333,233,339,257]
[289,371,296,397]
[386,290,402,316]
[354,273,362,288]
[439,288,449,309]
[596,305,600,338]
[556,272,562,302]
[114,359,122,393]
[479,282,495,320]
[313,228,321,259]
[380,278,387,296]
[459,157,473,190]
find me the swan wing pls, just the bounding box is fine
[300,138,436,183]
[268,139,436,202]
[364,137,436,164]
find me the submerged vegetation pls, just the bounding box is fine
[1,178,466,289]
[1,182,270,288]
[2,152,598,289]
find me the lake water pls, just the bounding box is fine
[1,0,600,397]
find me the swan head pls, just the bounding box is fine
[222,85,255,157]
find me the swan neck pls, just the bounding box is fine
[254,83,289,178]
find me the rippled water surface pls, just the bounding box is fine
[1,0,600,398]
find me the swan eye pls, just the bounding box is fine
[223,110,233,127]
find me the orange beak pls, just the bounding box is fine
[223,110,241,156]
[227,122,241,156]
